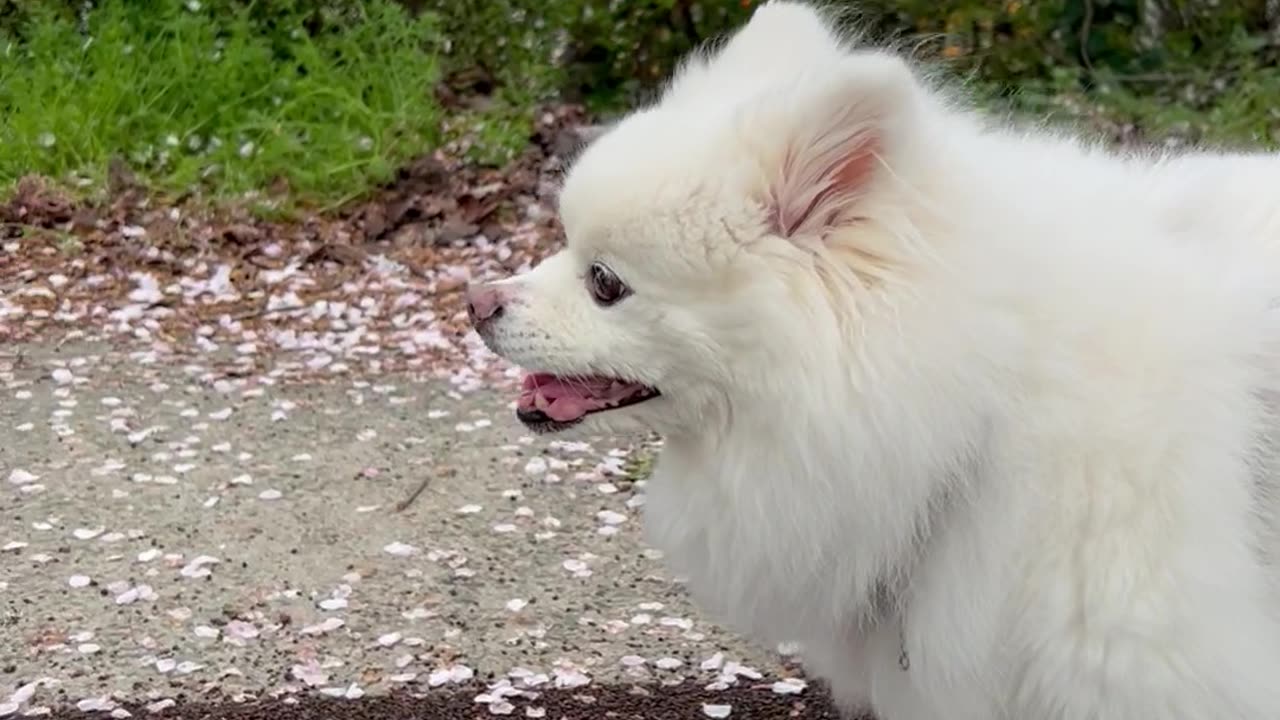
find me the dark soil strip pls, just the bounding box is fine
[40,682,865,719]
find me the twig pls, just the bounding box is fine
[394,477,432,512]
[232,302,306,322]
[394,466,453,513]
[1079,0,1096,76]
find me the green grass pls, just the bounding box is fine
[0,0,445,207]
[624,450,655,482]
[622,437,667,484]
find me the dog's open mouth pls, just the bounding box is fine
[516,373,660,431]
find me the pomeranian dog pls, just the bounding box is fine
[467,2,1280,717]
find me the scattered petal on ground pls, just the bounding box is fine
[771,677,808,695]
[382,541,418,557]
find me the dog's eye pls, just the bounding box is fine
[587,262,630,306]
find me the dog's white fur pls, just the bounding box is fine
[473,2,1280,717]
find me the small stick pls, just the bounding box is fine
[394,477,432,512]
[394,466,453,512]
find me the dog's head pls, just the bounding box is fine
[468,1,940,436]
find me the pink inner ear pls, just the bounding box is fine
[770,132,880,239]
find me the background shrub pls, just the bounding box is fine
[1,0,1276,203]
[419,0,1280,145]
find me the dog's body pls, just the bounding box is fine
[468,3,1280,717]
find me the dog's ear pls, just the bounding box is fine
[750,55,918,240]
[719,1,845,68]
[661,2,847,110]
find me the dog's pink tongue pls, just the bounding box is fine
[518,374,625,422]
[544,395,594,422]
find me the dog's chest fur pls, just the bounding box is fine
[642,428,1023,717]
[643,441,874,642]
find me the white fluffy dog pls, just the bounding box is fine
[466,2,1280,717]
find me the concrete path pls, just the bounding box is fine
[1,341,827,719]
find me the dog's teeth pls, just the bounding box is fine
[535,392,550,411]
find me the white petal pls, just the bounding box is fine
[383,542,418,557]
[771,678,808,695]
[7,469,38,485]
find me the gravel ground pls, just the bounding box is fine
[1,341,827,719]
[0,109,849,719]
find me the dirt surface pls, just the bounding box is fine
[35,685,842,720]
[0,106,852,719]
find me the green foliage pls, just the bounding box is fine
[0,0,444,204]
[2,0,1277,205]
[425,0,1280,147]
[554,0,754,110]
[417,0,755,112]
